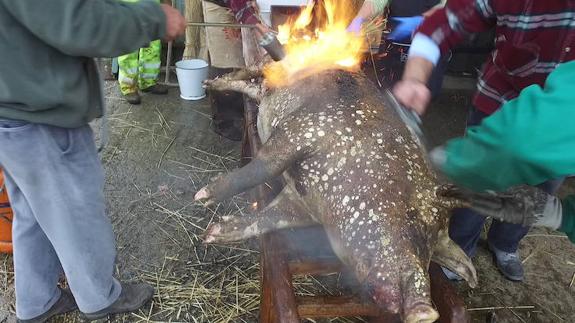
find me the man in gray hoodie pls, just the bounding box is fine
[0,1,185,322]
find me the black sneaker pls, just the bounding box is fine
[142,84,169,95]
[17,288,78,323]
[123,92,141,105]
[82,283,154,321]
[488,243,524,282]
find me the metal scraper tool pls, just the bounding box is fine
[383,88,430,153]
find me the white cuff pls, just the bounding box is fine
[408,33,441,66]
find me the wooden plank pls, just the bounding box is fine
[289,258,343,276]
[429,262,471,323]
[297,295,383,318]
[260,232,301,323]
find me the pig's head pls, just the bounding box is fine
[353,214,439,323]
[363,253,438,323]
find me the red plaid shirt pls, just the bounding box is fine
[204,0,261,25]
[419,0,575,115]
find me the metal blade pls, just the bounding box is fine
[383,88,430,153]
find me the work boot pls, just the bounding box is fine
[18,288,78,323]
[142,84,169,95]
[488,243,524,282]
[82,283,154,321]
[123,92,141,105]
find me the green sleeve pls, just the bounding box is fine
[0,0,166,57]
[440,61,575,191]
[560,196,575,244]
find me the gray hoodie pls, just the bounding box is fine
[0,0,166,128]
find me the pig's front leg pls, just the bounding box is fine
[204,186,316,243]
[203,78,265,101]
[222,65,263,81]
[195,130,306,205]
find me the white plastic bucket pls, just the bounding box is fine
[175,59,209,100]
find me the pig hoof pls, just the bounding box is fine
[404,303,439,323]
[194,187,211,201]
[203,224,222,244]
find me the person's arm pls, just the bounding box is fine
[431,61,575,192]
[560,196,575,244]
[393,0,496,113]
[0,0,179,58]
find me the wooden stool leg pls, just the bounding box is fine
[260,233,300,323]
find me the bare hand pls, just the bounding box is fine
[392,79,431,115]
[161,4,186,41]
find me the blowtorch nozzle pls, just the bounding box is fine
[258,32,286,62]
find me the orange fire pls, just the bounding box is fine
[264,0,366,87]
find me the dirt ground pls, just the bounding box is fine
[0,78,574,323]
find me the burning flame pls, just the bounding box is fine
[264,0,366,87]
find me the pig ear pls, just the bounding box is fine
[431,229,478,288]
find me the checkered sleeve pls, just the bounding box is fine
[229,0,261,24]
[417,0,496,53]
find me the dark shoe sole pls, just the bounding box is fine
[82,285,154,321]
[18,289,78,323]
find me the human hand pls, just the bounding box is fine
[161,4,186,41]
[347,17,364,34]
[387,16,423,42]
[223,27,242,40]
[392,79,431,115]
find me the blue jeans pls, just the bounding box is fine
[0,119,121,319]
[449,109,564,254]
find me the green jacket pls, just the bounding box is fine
[0,0,166,128]
[439,61,575,243]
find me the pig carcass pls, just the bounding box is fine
[195,68,476,323]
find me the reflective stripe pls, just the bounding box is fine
[141,62,161,69]
[140,73,158,79]
[119,76,136,85]
[119,67,138,75]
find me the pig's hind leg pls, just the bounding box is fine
[204,185,316,243]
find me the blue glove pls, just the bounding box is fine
[387,16,423,42]
[347,17,364,34]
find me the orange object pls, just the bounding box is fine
[0,169,13,253]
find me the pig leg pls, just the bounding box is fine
[222,65,263,80]
[431,229,478,288]
[204,186,316,243]
[195,132,306,205]
[203,78,265,101]
[401,269,439,323]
